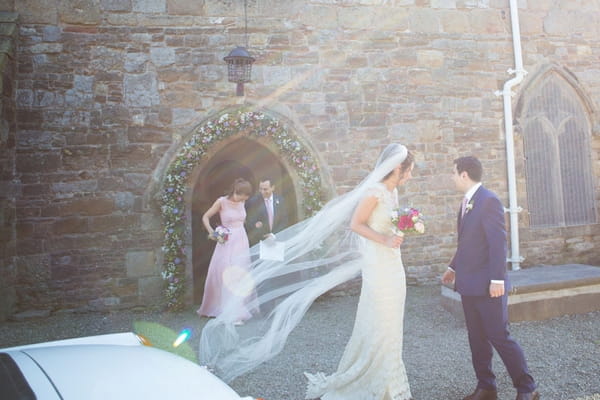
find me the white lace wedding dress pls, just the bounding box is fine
[305,183,412,400]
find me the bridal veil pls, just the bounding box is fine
[199,143,409,382]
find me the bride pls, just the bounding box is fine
[200,143,414,400]
[305,144,414,399]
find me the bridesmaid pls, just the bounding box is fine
[197,178,253,321]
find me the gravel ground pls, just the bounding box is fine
[1,285,598,400]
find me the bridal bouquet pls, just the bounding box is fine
[391,207,425,236]
[209,225,230,244]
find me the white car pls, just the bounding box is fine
[0,332,259,400]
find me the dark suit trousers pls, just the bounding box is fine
[461,294,536,393]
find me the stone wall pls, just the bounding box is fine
[0,11,17,321]
[5,0,600,313]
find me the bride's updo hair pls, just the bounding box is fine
[376,143,413,180]
[400,151,414,173]
[227,178,252,197]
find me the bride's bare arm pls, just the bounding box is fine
[350,195,403,248]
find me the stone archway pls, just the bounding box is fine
[159,109,325,309]
[190,137,298,303]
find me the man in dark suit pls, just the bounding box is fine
[442,156,538,400]
[245,177,289,247]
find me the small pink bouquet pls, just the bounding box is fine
[209,225,230,244]
[391,207,425,236]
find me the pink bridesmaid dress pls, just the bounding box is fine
[197,196,252,320]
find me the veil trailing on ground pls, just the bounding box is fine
[199,143,409,382]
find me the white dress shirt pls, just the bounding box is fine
[264,195,274,230]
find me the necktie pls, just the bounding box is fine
[461,197,469,219]
[266,198,274,230]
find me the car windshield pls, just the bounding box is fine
[0,352,36,400]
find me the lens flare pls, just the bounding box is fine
[222,264,255,297]
[173,328,191,348]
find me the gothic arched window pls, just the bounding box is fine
[520,72,597,228]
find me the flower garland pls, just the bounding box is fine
[161,110,324,310]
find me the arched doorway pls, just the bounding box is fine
[191,137,298,304]
[156,109,327,310]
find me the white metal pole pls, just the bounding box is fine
[495,0,527,270]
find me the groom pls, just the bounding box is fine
[442,156,538,400]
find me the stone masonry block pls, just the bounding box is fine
[29,42,63,54]
[42,26,61,41]
[62,198,114,216]
[543,10,571,36]
[16,0,58,24]
[0,12,18,23]
[321,50,347,68]
[409,10,441,33]
[465,0,490,7]
[124,53,148,73]
[150,47,175,67]
[16,89,33,107]
[373,8,410,31]
[167,0,204,15]
[262,66,292,87]
[138,276,163,303]
[417,120,442,141]
[440,10,469,33]
[59,0,102,25]
[52,217,88,234]
[468,9,507,34]
[431,0,456,8]
[338,7,373,29]
[558,0,595,11]
[126,250,157,278]
[105,13,138,26]
[90,47,124,72]
[88,296,120,310]
[124,72,160,107]
[141,213,162,231]
[133,0,166,13]
[391,123,418,143]
[101,0,132,12]
[17,152,61,173]
[0,23,17,38]
[518,10,544,35]
[417,50,444,68]
[298,6,337,29]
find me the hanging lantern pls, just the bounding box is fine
[224,46,255,96]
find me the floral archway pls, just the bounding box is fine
[160,110,325,310]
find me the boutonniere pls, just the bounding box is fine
[275,199,280,205]
[465,200,474,213]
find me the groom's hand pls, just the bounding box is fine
[489,282,505,297]
[441,269,455,284]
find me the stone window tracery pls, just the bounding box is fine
[520,72,597,228]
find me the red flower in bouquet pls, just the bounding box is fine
[391,207,425,236]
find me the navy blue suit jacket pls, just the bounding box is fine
[450,186,510,296]
[244,194,288,245]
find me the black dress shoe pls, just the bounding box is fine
[463,388,498,400]
[516,391,540,400]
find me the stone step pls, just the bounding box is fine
[441,264,600,322]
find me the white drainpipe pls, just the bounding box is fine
[495,0,527,270]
